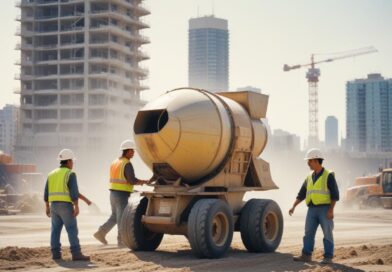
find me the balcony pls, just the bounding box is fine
[35,43,58,50]
[16,0,60,7]
[110,0,150,16]
[133,2,150,16]
[16,14,35,21]
[35,28,59,36]
[60,0,84,4]
[15,27,34,36]
[60,11,84,19]
[90,9,149,29]
[56,57,84,64]
[90,24,149,44]
[135,50,149,60]
[15,43,34,50]
[35,73,59,80]
[15,58,33,66]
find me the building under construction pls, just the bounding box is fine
[15,0,149,163]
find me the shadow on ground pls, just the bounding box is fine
[54,259,98,270]
[132,247,364,272]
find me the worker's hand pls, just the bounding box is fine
[73,205,80,217]
[289,206,295,216]
[45,206,51,217]
[326,208,334,220]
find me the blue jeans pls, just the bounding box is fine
[302,205,334,258]
[50,202,81,256]
[99,190,130,243]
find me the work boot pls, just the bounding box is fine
[93,230,108,245]
[293,253,312,262]
[321,257,333,264]
[72,252,90,262]
[52,253,62,260]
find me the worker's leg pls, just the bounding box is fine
[302,206,320,256]
[98,191,118,234]
[319,205,334,259]
[50,202,64,258]
[59,202,81,255]
[115,191,130,244]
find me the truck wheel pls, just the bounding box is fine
[120,197,163,251]
[187,199,233,258]
[240,199,283,253]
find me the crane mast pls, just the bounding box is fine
[283,47,377,148]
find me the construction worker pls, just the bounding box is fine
[44,149,90,261]
[289,148,339,264]
[93,139,150,247]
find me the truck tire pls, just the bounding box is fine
[240,199,283,253]
[187,199,233,258]
[120,197,163,251]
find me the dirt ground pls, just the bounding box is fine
[1,209,392,272]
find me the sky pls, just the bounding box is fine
[1,0,391,145]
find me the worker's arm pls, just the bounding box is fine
[44,179,50,217]
[327,174,339,220]
[79,193,92,206]
[68,173,80,217]
[289,180,307,216]
[124,163,149,185]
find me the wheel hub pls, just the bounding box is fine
[263,212,279,241]
[211,212,229,247]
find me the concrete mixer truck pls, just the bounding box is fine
[120,88,283,258]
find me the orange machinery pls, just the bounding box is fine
[345,169,392,208]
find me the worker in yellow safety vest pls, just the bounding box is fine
[94,140,151,247]
[44,149,90,261]
[289,148,340,264]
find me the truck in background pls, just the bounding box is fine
[345,168,392,209]
[0,151,44,214]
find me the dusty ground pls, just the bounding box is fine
[0,209,392,272]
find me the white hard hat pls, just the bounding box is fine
[120,139,135,150]
[57,149,75,161]
[304,148,324,160]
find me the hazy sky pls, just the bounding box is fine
[1,0,391,144]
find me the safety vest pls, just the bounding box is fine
[109,157,133,192]
[305,169,331,205]
[48,167,73,203]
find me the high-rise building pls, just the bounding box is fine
[346,73,392,153]
[188,15,229,92]
[15,0,150,161]
[325,116,338,150]
[0,105,19,155]
[269,129,301,152]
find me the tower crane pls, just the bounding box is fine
[283,46,377,147]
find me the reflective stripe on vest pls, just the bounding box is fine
[48,167,73,203]
[109,158,133,192]
[305,169,331,205]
